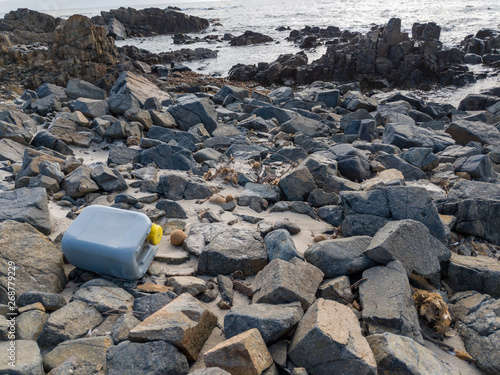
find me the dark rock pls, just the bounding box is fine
[317,276,355,304]
[0,138,28,163]
[364,219,450,276]
[73,98,109,119]
[278,167,317,201]
[445,253,500,298]
[252,258,324,310]
[307,189,338,207]
[237,194,268,213]
[133,291,177,321]
[0,187,51,235]
[264,229,303,262]
[445,120,500,146]
[107,94,141,116]
[168,94,218,135]
[197,228,267,276]
[155,200,187,219]
[304,236,374,278]
[139,144,197,170]
[62,165,100,198]
[66,79,106,100]
[454,154,497,179]
[106,340,188,375]
[243,183,282,203]
[400,147,439,171]
[100,7,209,36]
[213,85,249,104]
[382,123,455,152]
[450,291,500,374]
[270,146,308,163]
[288,299,377,375]
[217,275,233,306]
[436,180,500,245]
[329,144,371,182]
[224,302,303,344]
[230,30,273,46]
[360,261,423,344]
[17,291,66,311]
[91,164,128,191]
[281,115,330,137]
[367,332,453,375]
[317,205,344,226]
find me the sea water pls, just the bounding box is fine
[5,0,500,104]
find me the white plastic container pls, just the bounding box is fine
[61,205,162,280]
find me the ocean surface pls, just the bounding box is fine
[5,0,500,104]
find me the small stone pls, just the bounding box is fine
[225,194,235,202]
[170,229,187,246]
[313,234,327,242]
[209,194,226,204]
[18,302,45,313]
[137,283,172,293]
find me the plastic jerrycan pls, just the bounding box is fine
[61,205,163,280]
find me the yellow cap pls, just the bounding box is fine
[147,224,163,245]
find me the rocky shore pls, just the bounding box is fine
[0,6,499,375]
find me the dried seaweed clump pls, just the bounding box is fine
[412,289,452,334]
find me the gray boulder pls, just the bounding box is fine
[360,261,423,344]
[0,220,65,296]
[106,340,188,375]
[445,253,500,298]
[445,120,500,146]
[0,187,51,234]
[243,183,282,203]
[0,340,43,375]
[224,302,303,344]
[382,123,455,152]
[264,229,303,262]
[72,283,134,315]
[437,180,500,245]
[91,164,128,191]
[367,332,453,375]
[197,228,267,276]
[454,154,497,179]
[252,258,324,310]
[376,152,428,180]
[288,299,377,375]
[317,276,355,304]
[108,144,140,165]
[168,94,218,135]
[66,79,106,100]
[0,138,27,163]
[278,167,317,201]
[450,291,500,374]
[364,219,451,276]
[281,115,330,137]
[133,291,177,321]
[329,144,371,182]
[139,144,197,170]
[107,94,141,116]
[37,300,103,347]
[213,85,248,104]
[304,236,375,278]
[17,291,66,311]
[73,98,109,119]
[400,147,439,171]
[155,200,187,219]
[110,71,171,106]
[62,165,100,198]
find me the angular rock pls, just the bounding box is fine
[264,229,302,262]
[72,284,134,315]
[278,167,317,201]
[367,332,453,375]
[304,236,374,278]
[37,300,103,347]
[383,123,455,152]
[437,180,500,245]
[204,328,273,375]
[62,165,100,198]
[360,261,423,344]
[0,220,65,296]
[376,153,427,180]
[133,291,178,321]
[139,144,197,170]
[445,120,500,146]
[0,138,27,163]
[252,258,324,310]
[16,309,48,341]
[197,228,267,276]
[288,299,377,375]
[364,219,451,276]
[450,291,500,374]
[106,340,188,375]
[445,253,500,298]
[73,98,109,119]
[454,154,497,179]
[224,302,303,344]
[43,336,113,373]
[168,94,218,135]
[107,94,141,116]
[0,187,51,235]
[66,79,106,100]
[17,291,66,311]
[91,164,128,191]
[166,276,207,296]
[317,276,354,304]
[281,115,330,137]
[155,200,187,219]
[129,293,217,361]
[243,183,282,203]
[0,340,43,375]
[110,71,170,107]
[110,313,141,344]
